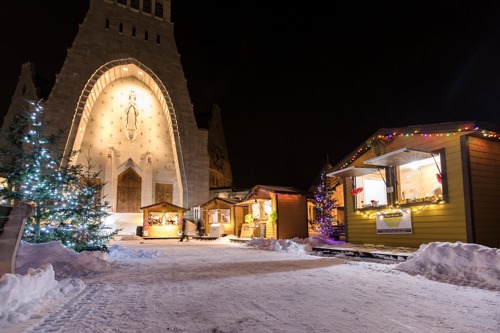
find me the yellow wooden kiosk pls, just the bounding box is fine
[329,121,500,248]
[199,197,242,237]
[140,202,188,238]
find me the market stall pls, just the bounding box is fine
[328,121,500,248]
[237,185,308,239]
[140,202,188,238]
[199,197,242,237]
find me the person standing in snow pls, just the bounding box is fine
[196,219,202,238]
[179,218,190,242]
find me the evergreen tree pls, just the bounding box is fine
[59,154,115,252]
[0,100,116,251]
[313,167,338,238]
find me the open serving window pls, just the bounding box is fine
[364,148,445,205]
[328,166,387,209]
[207,208,230,224]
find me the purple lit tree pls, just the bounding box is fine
[313,168,338,238]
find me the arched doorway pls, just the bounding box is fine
[117,168,142,213]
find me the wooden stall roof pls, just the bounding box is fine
[140,202,188,212]
[239,185,306,204]
[331,121,500,171]
[200,197,240,209]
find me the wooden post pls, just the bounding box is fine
[0,202,35,275]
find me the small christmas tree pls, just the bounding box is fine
[0,100,116,251]
[313,166,338,238]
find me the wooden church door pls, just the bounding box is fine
[117,168,142,213]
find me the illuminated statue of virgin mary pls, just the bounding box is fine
[125,90,139,141]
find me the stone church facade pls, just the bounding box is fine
[1,0,232,228]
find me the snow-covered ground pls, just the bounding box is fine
[1,236,499,332]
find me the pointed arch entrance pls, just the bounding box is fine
[67,59,187,208]
[117,168,142,213]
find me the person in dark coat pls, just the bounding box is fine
[179,218,190,242]
[196,219,202,238]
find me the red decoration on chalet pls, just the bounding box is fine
[350,187,364,196]
[436,173,442,184]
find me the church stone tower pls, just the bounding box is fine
[2,0,210,224]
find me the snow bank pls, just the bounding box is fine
[248,237,313,255]
[395,241,500,290]
[0,264,85,326]
[247,235,346,254]
[16,241,110,278]
[107,244,162,259]
[0,264,57,313]
[1,240,164,327]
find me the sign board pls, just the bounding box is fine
[376,208,412,234]
[240,224,254,238]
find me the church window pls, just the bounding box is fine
[131,0,139,10]
[155,2,163,18]
[119,23,123,33]
[143,0,152,13]
[155,183,173,203]
[105,18,110,29]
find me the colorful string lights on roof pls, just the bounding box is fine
[338,126,500,170]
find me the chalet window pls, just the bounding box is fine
[364,148,446,206]
[329,148,447,211]
[208,209,230,224]
[395,154,444,204]
[354,169,388,209]
[328,166,386,209]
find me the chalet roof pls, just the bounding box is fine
[140,202,187,211]
[200,197,240,208]
[332,121,500,171]
[241,185,306,201]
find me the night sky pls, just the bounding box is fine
[2,1,500,190]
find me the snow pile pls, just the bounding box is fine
[0,264,58,314]
[107,244,162,259]
[396,241,500,290]
[247,237,312,255]
[0,264,85,326]
[119,234,143,241]
[211,234,238,244]
[16,241,110,279]
[247,235,345,254]
[308,234,347,246]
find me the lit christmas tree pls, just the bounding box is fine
[313,166,338,238]
[0,100,115,251]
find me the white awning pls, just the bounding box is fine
[327,166,382,178]
[363,148,436,167]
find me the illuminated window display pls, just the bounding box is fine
[335,148,446,210]
[362,148,446,207]
[397,155,443,204]
[147,212,180,225]
[208,209,230,224]
[354,170,387,209]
